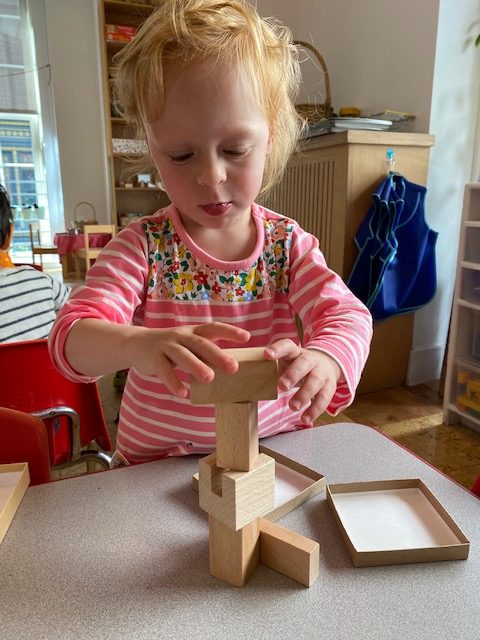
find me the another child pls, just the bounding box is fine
[0,184,70,343]
[49,0,372,464]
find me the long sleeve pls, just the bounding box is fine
[49,221,149,382]
[287,224,373,413]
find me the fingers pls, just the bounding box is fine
[156,324,251,392]
[154,352,190,398]
[264,338,301,361]
[189,323,250,373]
[277,350,311,392]
[194,322,250,344]
[292,375,337,425]
[271,348,341,424]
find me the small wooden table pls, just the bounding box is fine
[0,423,478,640]
[53,232,112,279]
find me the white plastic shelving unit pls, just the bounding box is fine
[443,182,480,433]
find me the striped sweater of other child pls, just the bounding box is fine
[0,265,70,343]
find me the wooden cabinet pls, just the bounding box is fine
[98,1,169,227]
[443,183,480,433]
[260,130,435,393]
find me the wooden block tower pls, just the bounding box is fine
[191,347,319,587]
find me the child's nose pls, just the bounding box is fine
[197,157,226,187]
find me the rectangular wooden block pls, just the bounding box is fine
[259,518,319,587]
[190,347,278,404]
[209,515,260,587]
[199,452,275,531]
[215,401,258,471]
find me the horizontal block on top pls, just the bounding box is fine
[190,347,278,404]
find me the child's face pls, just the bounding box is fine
[147,59,271,234]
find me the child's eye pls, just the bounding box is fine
[224,149,248,157]
[169,153,193,164]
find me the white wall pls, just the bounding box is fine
[408,0,480,384]
[257,0,480,384]
[41,0,109,228]
[258,0,440,132]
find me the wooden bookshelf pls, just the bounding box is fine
[98,1,169,227]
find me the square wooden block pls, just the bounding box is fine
[199,452,275,531]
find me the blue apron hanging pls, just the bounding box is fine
[347,174,437,322]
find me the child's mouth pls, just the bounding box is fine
[200,202,232,216]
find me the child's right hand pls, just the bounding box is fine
[127,323,250,397]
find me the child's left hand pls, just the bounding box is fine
[264,339,341,425]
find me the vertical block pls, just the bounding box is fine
[199,452,275,530]
[259,518,319,587]
[215,401,258,471]
[209,515,260,587]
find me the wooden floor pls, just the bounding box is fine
[316,382,480,491]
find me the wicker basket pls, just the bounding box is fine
[294,40,333,125]
[73,201,97,232]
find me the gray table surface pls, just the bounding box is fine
[1,423,479,640]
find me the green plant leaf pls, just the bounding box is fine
[476,33,480,47]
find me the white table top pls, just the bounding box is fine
[1,423,479,640]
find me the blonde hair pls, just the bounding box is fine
[113,0,303,194]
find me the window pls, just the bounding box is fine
[0,0,55,259]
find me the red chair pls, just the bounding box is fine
[472,474,480,498]
[0,339,112,472]
[0,407,51,485]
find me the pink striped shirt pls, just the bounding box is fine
[49,203,372,463]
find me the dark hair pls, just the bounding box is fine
[0,184,13,248]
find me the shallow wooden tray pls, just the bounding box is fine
[0,463,30,544]
[193,445,324,522]
[327,478,470,567]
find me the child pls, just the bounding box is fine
[0,184,70,342]
[49,0,372,464]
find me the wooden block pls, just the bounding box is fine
[209,515,260,587]
[199,452,275,531]
[190,347,278,404]
[193,446,325,522]
[215,402,258,471]
[259,518,319,587]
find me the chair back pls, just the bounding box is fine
[28,221,41,249]
[74,224,116,277]
[0,339,111,466]
[82,224,116,251]
[28,222,57,267]
[0,407,51,485]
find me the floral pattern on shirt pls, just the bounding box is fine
[144,216,293,302]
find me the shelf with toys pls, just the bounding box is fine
[99,1,170,228]
[444,183,480,432]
